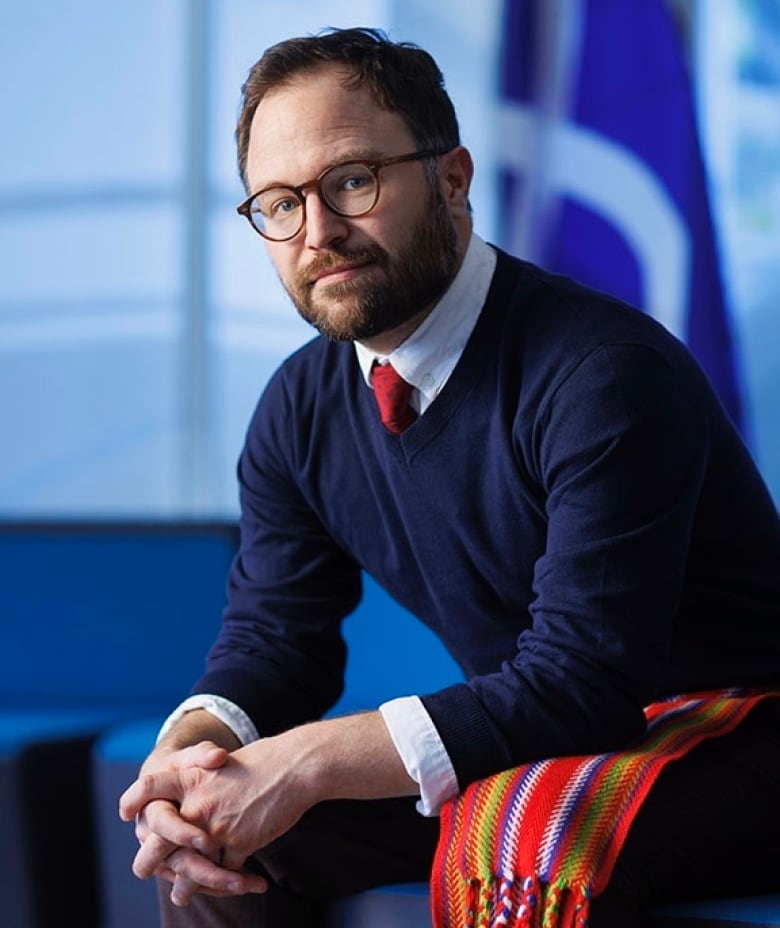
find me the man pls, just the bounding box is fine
[120,27,780,927]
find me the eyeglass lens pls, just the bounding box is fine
[251,162,379,239]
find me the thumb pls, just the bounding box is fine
[171,741,230,771]
[119,770,185,822]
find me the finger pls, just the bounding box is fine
[158,866,240,899]
[159,862,269,899]
[165,847,268,896]
[168,871,259,907]
[133,831,178,880]
[133,800,165,844]
[119,771,183,821]
[171,741,230,771]
[156,864,177,886]
[165,848,246,894]
[140,799,217,858]
[170,874,202,908]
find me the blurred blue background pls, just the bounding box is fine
[1,0,778,518]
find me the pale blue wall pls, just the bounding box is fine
[0,0,777,516]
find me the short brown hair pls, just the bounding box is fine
[235,27,461,190]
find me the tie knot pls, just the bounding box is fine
[371,362,418,434]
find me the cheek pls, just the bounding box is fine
[266,244,298,283]
[380,188,431,244]
[357,211,411,254]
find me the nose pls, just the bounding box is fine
[303,190,350,249]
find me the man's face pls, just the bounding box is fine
[244,65,466,345]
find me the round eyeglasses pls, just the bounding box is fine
[236,148,448,242]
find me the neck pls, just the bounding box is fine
[357,305,435,356]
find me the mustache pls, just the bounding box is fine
[299,244,388,287]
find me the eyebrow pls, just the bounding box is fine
[252,148,386,194]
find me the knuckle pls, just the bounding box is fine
[167,848,198,882]
[138,771,157,792]
[208,817,229,841]
[133,807,153,837]
[157,867,176,886]
[181,796,211,827]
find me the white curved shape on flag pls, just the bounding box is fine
[497,103,691,338]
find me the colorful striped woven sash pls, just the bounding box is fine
[431,689,777,928]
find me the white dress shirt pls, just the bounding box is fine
[160,234,497,816]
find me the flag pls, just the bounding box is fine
[496,0,745,431]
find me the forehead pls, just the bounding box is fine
[245,64,415,190]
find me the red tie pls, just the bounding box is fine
[371,362,418,434]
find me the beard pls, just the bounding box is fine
[279,182,460,342]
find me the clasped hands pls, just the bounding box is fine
[119,737,309,907]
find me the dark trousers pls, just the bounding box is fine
[159,699,780,927]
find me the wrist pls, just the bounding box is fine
[265,723,331,807]
[155,709,241,757]
[280,712,418,805]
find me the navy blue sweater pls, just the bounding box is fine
[194,249,779,788]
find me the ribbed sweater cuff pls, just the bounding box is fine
[421,683,509,789]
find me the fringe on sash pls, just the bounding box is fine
[430,688,778,928]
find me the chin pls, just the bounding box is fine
[301,300,367,342]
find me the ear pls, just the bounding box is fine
[439,146,474,219]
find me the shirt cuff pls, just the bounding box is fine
[379,695,459,816]
[157,694,260,746]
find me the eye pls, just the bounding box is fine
[325,163,375,198]
[340,172,373,193]
[268,195,301,218]
[256,188,302,221]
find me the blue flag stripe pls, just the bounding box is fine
[497,0,745,431]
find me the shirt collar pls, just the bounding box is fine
[355,234,496,409]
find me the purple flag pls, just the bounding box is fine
[496,0,745,430]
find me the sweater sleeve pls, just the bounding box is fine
[421,341,711,788]
[189,369,362,737]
